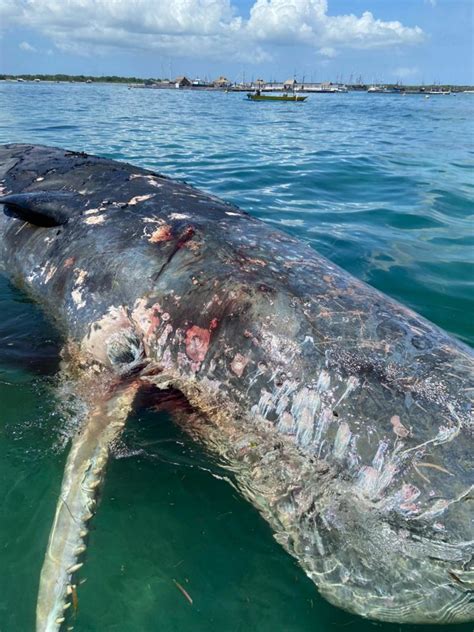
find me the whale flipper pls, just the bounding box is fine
[0,191,81,226]
[36,380,140,631]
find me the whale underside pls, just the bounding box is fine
[0,144,472,630]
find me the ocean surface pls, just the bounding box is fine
[0,82,472,632]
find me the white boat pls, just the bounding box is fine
[367,85,394,93]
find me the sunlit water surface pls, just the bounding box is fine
[0,82,472,631]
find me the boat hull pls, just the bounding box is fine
[247,93,307,102]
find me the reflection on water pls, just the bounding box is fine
[0,83,472,631]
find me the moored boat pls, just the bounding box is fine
[247,92,307,102]
[427,89,451,95]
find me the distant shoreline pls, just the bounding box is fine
[1,73,473,93]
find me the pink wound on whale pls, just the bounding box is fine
[149,225,172,243]
[185,326,210,363]
[147,309,161,336]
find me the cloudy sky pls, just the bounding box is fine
[1,0,472,84]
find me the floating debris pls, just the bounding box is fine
[173,579,193,605]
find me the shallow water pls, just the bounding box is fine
[0,82,472,631]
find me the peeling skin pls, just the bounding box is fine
[45,265,57,282]
[129,173,163,188]
[169,212,190,220]
[230,353,249,377]
[128,193,155,206]
[131,297,160,344]
[71,268,88,309]
[84,214,106,225]
[0,144,472,627]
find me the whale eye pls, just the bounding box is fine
[106,331,144,373]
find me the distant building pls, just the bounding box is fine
[283,78,297,90]
[174,76,192,88]
[213,75,231,88]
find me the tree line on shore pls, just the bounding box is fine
[0,74,153,83]
[1,74,472,92]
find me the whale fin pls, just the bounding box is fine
[36,380,140,631]
[0,191,80,227]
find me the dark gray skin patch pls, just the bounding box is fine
[0,143,472,625]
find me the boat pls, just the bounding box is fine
[427,89,451,95]
[247,92,307,102]
[367,85,399,94]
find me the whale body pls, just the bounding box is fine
[0,144,472,629]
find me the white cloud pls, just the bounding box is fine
[424,0,436,6]
[247,1,424,49]
[0,0,425,63]
[19,40,36,52]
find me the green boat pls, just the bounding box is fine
[247,92,307,102]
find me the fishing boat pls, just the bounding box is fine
[247,92,307,102]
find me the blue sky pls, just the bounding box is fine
[0,1,472,84]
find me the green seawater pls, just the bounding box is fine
[0,83,472,631]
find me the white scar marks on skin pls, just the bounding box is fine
[71,269,88,309]
[128,194,155,206]
[84,215,106,225]
[129,174,163,188]
[142,216,164,224]
[169,213,190,220]
[43,263,58,283]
